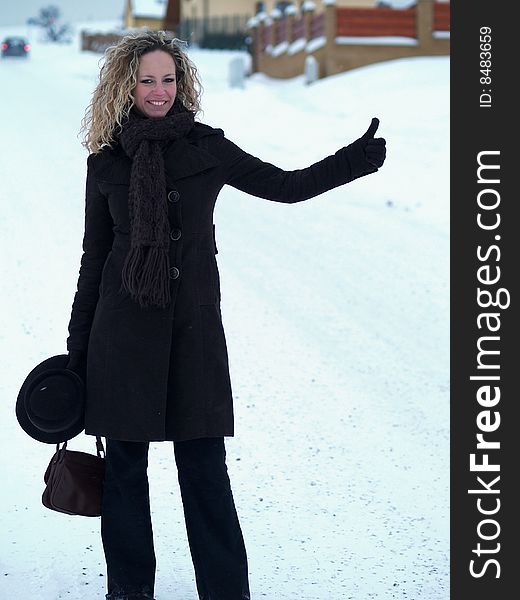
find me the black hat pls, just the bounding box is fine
[16,354,85,444]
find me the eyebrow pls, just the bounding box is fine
[140,73,176,77]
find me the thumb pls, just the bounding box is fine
[361,117,380,141]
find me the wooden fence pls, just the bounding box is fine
[81,31,125,53]
[336,7,417,37]
[249,0,450,80]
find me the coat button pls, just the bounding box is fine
[168,190,180,203]
[170,228,181,241]
[169,266,180,279]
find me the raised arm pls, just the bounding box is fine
[222,118,386,203]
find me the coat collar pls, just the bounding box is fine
[92,123,222,185]
[164,136,220,185]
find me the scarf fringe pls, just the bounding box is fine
[121,246,171,309]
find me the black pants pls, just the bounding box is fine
[101,437,250,600]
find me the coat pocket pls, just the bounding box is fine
[197,250,219,305]
[98,251,133,309]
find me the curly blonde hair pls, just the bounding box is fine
[81,30,202,153]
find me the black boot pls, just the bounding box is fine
[105,591,155,600]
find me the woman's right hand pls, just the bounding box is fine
[66,350,87,383]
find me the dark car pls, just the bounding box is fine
[1,36,30,58]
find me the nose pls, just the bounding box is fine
[150,82,168,95]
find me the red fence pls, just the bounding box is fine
[336,7,417,38]
[292,16,305,40]
[337,2,450,38]
[261,23,270,50]
[276,18,287,45]
[434,2,450,31]
[250,1,449,80]
[310,12,325,39]
[260,12,325,50]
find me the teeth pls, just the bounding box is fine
[150,101,166,106]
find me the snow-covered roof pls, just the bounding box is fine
[302,1,316,11]
[132,0,167,19]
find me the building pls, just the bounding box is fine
[89,0,432,56]
[125,0,186,30]
[183,2,378,20]
[124,0,168,29]
[123,1,381,31]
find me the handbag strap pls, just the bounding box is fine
[53,438,105,458]
[51,441,67,465]
[95,436,105,459]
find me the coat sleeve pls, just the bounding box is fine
[66,154,114,354]
[221,136,366,203]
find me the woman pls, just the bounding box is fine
[66,30,386,600]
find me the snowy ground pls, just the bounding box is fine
[0,21,449,600]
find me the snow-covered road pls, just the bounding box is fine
[0,21,449,599]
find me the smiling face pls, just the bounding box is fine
[133,49,177,118]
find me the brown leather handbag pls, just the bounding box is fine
[42,437,105,517]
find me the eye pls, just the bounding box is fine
[140,79,154,84]
[164,77,176,84]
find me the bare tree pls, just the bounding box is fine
[27,5,72,43]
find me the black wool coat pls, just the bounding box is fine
[66,122,372,442]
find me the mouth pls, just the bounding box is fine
[148,100,168,107]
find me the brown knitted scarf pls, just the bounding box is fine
[119,101,195,308]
